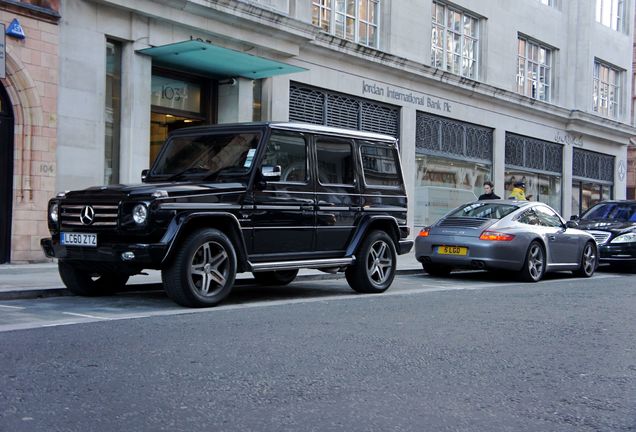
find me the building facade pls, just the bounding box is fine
[5,0,636,262]
[0,0,60,263]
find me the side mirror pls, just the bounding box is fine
[261,165,281,181]
[570,215,579,221]
[565,220,579,229]
[141,169,149,182]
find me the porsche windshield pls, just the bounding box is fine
[151,132,261,179]
[581,202,636,222]
[448,202,519,219]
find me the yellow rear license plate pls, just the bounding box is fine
[437,246,468,256]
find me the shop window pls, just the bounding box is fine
[504,170,562,211]
[431,1,480,79]
[104,40,122,185]
[572,148,614,216]
[414,112,493,227]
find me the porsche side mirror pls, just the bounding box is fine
[565,220,578,229]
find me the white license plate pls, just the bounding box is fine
[61,232,97,247]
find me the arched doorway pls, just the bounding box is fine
[0,83,14,263]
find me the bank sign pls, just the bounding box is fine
[362,80,451,113]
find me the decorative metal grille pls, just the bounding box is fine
[573,148,614,182]
[415,111,493,163]
[289,83,400,137]
[504,133,562,174]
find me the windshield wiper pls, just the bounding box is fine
[166,166,211,181]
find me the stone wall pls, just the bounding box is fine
[1,5,59,262]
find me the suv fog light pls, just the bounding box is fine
[121,251,135,261]
[132,204,148,224]
[49,203,59,223]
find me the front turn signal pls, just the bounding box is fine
[418,227,431,237]
[479,231,515,241]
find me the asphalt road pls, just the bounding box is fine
[1,270,635,432]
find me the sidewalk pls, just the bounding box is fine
[0,251,423,300]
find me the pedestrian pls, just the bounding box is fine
[478,181,500,200]
[509,181,527,200]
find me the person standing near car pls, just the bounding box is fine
[478,181,501,200]
[509,181,527,200]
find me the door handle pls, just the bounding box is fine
[548,235,556,241]
[349,206,362,212]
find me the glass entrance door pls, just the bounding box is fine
[0,84,14,263]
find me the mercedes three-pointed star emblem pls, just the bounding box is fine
[80,205,95,225]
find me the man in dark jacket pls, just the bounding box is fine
[478,181,500,200]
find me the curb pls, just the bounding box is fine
[0,268,424,301]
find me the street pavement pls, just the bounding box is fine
[0,251,424,299]
[1,271,634,431]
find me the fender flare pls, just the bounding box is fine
[345,215,400,257]
[161,212,249,270]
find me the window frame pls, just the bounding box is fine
[311,0,381,48]
[593,59,622,119]
[595,0,626,32]
[431,1,480,80]
[315,137,357,187]
[359,141,402,189]
[516,36,554,102]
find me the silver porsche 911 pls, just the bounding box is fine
[415,200,598,282]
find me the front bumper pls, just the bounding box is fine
[41,237,168,268]
[598,243,636,263]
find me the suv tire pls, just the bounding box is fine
[253,269,299,286]
[163,228,237,308]
[58,261,129,296]
[346,230,396,293]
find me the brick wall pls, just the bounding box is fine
[1,7,59,262]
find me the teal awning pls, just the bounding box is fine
[138,40,306,79]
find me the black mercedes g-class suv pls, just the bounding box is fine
[41,122,413,307]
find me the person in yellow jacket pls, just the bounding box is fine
[509,181,527,200]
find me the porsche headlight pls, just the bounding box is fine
[610,232,636,244]
[132,204,148,225]
[49,203,59,223]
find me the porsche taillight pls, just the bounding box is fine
[479,231,515,241]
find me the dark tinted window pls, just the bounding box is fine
[582,202,636,222]
[262,132,307,183]
[360,143,401,187]
[316,138,355,185]
[152,133,260,176]
[449,202,518,219]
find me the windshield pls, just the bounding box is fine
[151,132,261,179]
[581,202,636,222]
[448,202,519,219]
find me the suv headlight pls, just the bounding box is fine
[49,202,59,223]
[610,232,636,244]
[132,204,148,224]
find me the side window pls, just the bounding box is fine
[518,209,541,226]
[360,142,401,187]
[262,132,307,183]
[534,206,563,227]
[316,138,355,185]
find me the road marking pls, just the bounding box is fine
[0,273,631,332]
[62,312,109,320]
[0,304,25,309]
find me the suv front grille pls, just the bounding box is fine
[60,204,119,228]
[587,230,612,245]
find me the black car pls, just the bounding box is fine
[573,200,636,269]
[41,122,413,307]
